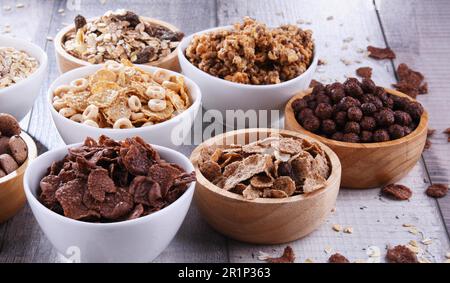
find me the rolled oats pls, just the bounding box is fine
[185,17,314,85]
[0,47,39,89]
[63,10,183,64]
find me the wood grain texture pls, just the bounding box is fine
[191,128,341,244]
[375,0,450,233]
[285,88,428,189]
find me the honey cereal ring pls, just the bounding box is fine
[113,117,134,129]
[153,70,171,84]
[105,60,123,72]
[70,113,84,123]
[59,107,77,118]
[127,95,142,112]
[145,85,166,100]
[142,121,154,127]
[162,80,181,92]
[148,99,167,112]
[54,85,72,97]
[131,112,145,120]
[70,78,89,91]
[82,104,99,121]
[83,119,99,128]
[52,98,67,111]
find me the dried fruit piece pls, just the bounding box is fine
[328,253,350,263]
[381,184,412,200]
[367,46,396,60]
[386,245,419,263]
[425,184,448,198]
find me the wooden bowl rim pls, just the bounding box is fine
[0,131,38,184]
[285,88,429,149]
[190,128,341,204]
[54,16,181,67]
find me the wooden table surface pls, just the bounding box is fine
[0,0,449,263]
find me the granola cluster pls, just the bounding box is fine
[198,133,330,200]
[0,47,39,89]
[185,17,314,85]
[63,10,184,64]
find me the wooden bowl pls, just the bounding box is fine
[285,88,428,189]
[0,132,38,223]
[54,17,182,73]
[190,128,341,244]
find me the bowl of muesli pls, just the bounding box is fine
[190,128,341,244]
[54,9,184,74]
[24,135,196,262]
[0,36,48,121]
[47,61,201,148]
[178,17,317,119]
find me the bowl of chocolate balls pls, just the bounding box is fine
[285,78,428,189]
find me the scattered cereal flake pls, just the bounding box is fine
[406,244,421,254]
[46,36,53,41]
[326,16,334,21]
[3,5,11,11]
[418,257,432,263]
[304,258,314,263]
[340,58,352,66]
[318,58,327,65]
[257,251,271,261]
[409,240,419,247]
[296,19,305,24]
[408,228,419,235]
[265,246,295,263]
[58,8,65,13]
[366,246,381,258]
[332,224,342,232]
[421,238,433,245]
[343,37,354,43]
[324,246,333,254]
[356,47,365,53]
[331,207,336,213]
[16,3,25,8]
[402,223,415,227]
[343,227,353,234]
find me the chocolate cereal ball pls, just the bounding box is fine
[315,103,333,119]
[342,133,360,143]
[292,98,308,113]
[338,96,360,111]
[302,115,321,132]
[394,111,412,126]
[361,102,377,116]
[403,126,413,136]
[328,83,346,104]
[334,111,347,127]
[388,124,406,139]
[347,106,363,122]
[316,93,331,104]
[344,121,361,134]
[376,109,395,126]
[298,108,314,120]
[321,119,336,135]
[361,78,376,93]
[392,95,409,110]
[405,101,424,121]
[331,132,344,141]
[360,131,373,143]
[360,116,376,131]
[373,129,390,142]
[312,84,326,96]
[344,78,364,98]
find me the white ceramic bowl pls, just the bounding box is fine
[0,36,48,121]
[178,26,317,116]
[48,64,201,148]
[24,142,195,263]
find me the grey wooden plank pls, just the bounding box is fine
[217,0,450,262]
[375,0,450,234]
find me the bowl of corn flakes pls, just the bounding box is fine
[178,17,317,119]
[0,35,48,121]
[47,60,201,148]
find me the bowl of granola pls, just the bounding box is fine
[0,113,38,223]
[190,128,341,244]
[24,135,196,262]
[0,36,48,121]
[178,17,317,118]
[54,10,184,74]
[47,61,201,148]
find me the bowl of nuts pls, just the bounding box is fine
[54,10,184,74]
[178,17,317,120]
[47,61,201,148]
[24,135,196,262]
[0,113,38,223]
[0,36,48,121]
[285,78,428,189]
[190,128,341,244]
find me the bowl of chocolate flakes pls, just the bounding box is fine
[54,9,184,73]
[24,135,196,262]
[191,128,341,244]
[285,77,428,189]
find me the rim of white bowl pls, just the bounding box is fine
[24,142,196,228]
[47,64,202,133]
[0,35,48,95]
[178,25,318,90]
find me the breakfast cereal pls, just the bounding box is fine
[0,47,39,89]
[0,113,28,176]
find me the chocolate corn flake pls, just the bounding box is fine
[356,66,372,79]
[265,246,295,263]
[381,184,412,201]
[392,63,428,98]
[38,135,195,223]
[198,134,330,200]
[367,45,396,60]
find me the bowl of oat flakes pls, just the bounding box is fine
[54,10,184,74]
[178,17,318,118]
[0,36,48,121]
[190,128,341,244]
[47,61,201,148]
